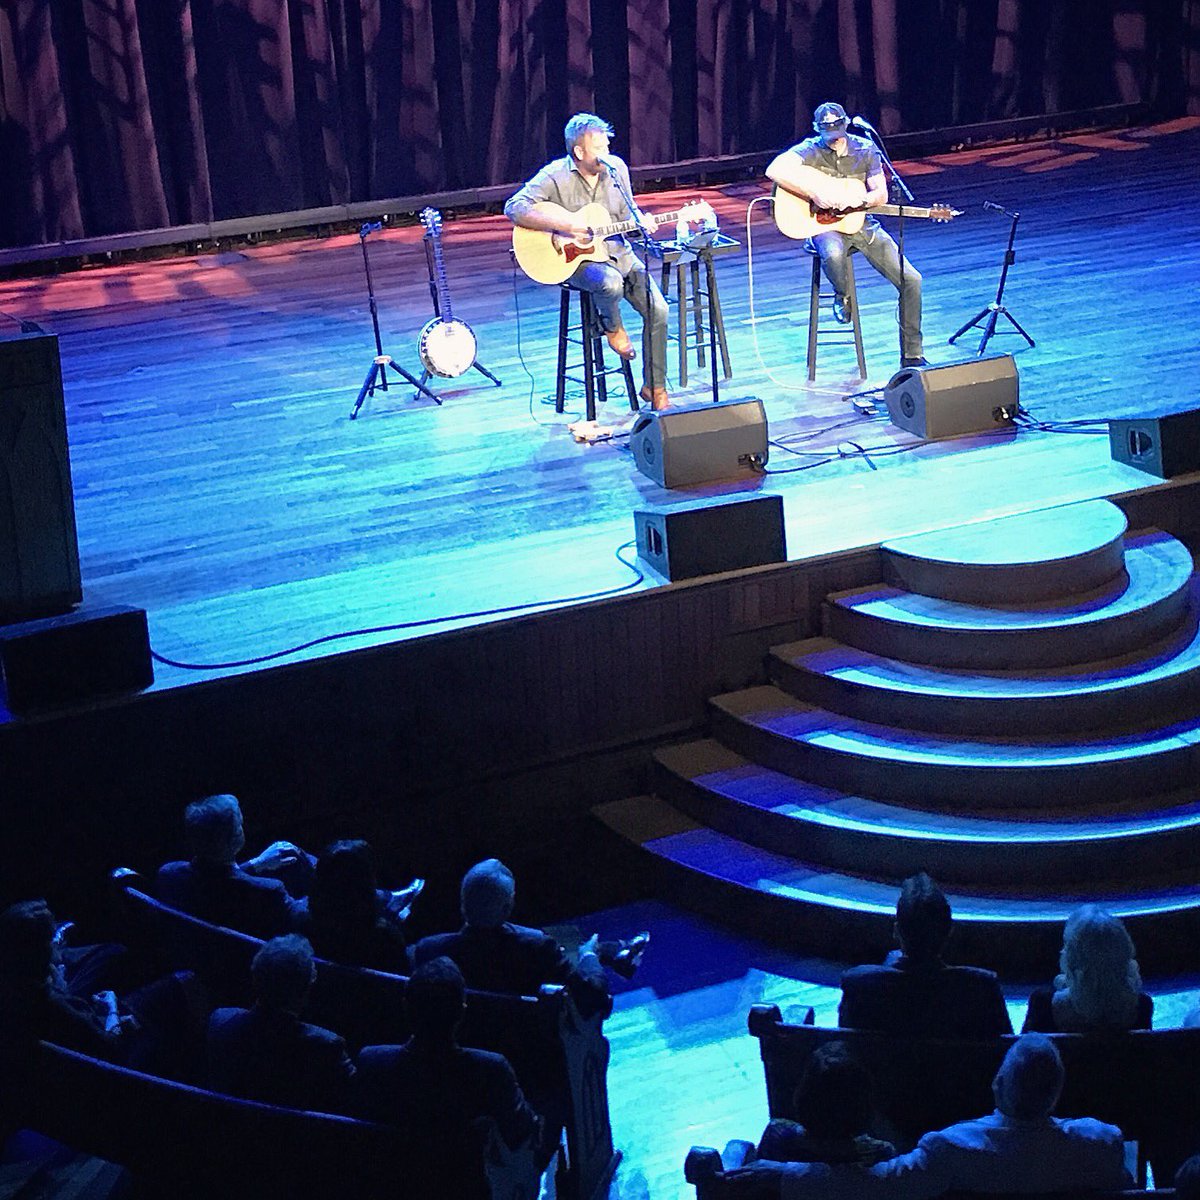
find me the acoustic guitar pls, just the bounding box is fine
[512,200,716,285]
[773,188,961,240]
[418,208,478,378]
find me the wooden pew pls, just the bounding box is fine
[3,1039,539,1199]
[748,1004,1200,1184]
[684,1143,1174,1200]
[111,868,619,1200]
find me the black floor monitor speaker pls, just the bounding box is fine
[0,604,153,714]
[884,353,1019,439]
[1109,409,1200,478]
[629,396,768,488]
[634,493,785,581]
[0,333,82,621]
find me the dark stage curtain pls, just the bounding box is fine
[1,0,1197,248]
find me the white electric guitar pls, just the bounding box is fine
[418,208,478,378]
[512,200,717,285]
[773,187,961,240]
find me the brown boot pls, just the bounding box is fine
[639,385,671,411]
[605,328,636,361]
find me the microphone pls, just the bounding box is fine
[849,115,877,132]
[982,201,1006,213]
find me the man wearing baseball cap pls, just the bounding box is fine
[767,102,927,368]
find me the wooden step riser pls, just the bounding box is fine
[882,540,1127,605]
[708,705,1200,808]
[768,654,1200,737]
[617,829,1200,979]
[653,762,1200,886]
[822,584,1190,670]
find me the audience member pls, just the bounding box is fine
[412,858,645,1019]
[207,934,354,1112]
[838,872,1012,1038]
[1022,905,1152,1033]
[1177,1154,1200,1200]
[756,1041,894,1166]
[730,1034,1130,1197]
[0,899,197,1072]
[353,956,542,1198]
[290,840,410,975]
[156,793,307,938]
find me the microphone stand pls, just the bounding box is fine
[604,160,669,409]
[949,202,1035,355]
[854,120,914,367]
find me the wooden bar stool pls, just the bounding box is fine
[805,245,867,381]
[555,286,638,422]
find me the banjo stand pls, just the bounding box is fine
[415,229,502,398]
[349,222,440,420]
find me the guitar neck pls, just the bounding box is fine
[875,204,942,220]
[592,210,684,239]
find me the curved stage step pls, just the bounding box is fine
[653,739,1200,885]
[594,793,1200,976]
[708,685,1200,807]
[880,498,1128,604]
[825,529,1193,669]
[770,595,1200,734]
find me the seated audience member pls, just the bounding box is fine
[731,1034,1130,1197]
[412,858,646,1019]
[156,793,307,938]
[207,934,354,1111]
[757,1040,894,1165]
[354,956,542,1197]
[1022,904,1152,1033]
[0,900,196,1071]
[1177,1154,1200,1200]
[838,872,1012,1038]
[290,840,410,975]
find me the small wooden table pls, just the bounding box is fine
[658,233,739,389]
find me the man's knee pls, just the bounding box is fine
[596,274,624,303]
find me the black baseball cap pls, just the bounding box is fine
[814,102,849,131]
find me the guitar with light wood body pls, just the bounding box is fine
[773,187,961,240]
[512,200,716,285]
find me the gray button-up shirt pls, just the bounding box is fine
[505,153,640,273]
[789,133,884,231]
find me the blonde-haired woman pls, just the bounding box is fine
[1022,905,1152,1032]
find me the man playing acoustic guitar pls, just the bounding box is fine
[505,113,671,411]
[767,101,927,368]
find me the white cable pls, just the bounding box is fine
[744,195,850,398]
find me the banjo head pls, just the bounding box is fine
[419,318,477,378]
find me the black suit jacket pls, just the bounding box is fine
[207,1005,354,1112]
[156,860,296,939]
[838,957,1012,1038]
[412,922,611,1019]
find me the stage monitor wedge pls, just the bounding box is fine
[884,353,1019,440]
[635,494,785,581]
[1109,408,1200,479]
[0,332,82,622]
[630,396,768,488]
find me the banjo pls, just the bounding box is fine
[418,208,478,378]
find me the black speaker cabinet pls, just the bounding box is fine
[629,396,768,488]
[0,332,82,621]
[0,604,153,714]
[1109,409,1200,479]
[634,493,786,581]
[884,353,1019,439]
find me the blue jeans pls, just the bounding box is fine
[570,258,669,390]
[812,222,923,360]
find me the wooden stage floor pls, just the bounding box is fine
[3,118,1200,707]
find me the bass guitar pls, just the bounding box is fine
[418,208,478,378]
[773,188,961,240]
[512,200,716,285]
